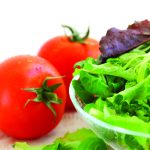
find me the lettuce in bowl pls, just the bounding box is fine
[71,20,150,150]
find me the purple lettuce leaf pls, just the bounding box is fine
[100,20,150,62]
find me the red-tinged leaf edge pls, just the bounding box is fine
[128,19,150,35]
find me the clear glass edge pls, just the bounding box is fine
[69,75,150,138]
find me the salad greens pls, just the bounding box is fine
[72,41,150,150]
[13,19,150,150]
[13,128,107,150]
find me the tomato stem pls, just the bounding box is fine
[62,25,90,44]
[23,76,64,117]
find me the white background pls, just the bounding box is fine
[0,0,149,61]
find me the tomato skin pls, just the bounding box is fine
[0,55,66,139]
[38,36,100,110]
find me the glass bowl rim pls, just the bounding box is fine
[69,75,150,138]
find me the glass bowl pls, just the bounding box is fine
[69,76,150,150]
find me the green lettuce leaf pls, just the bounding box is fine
[13,128,107,150]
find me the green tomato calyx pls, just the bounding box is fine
[24,76,64,117]
[62,25,90,44]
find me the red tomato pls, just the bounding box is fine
[0,55,66,139]
[38,25,100,111]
